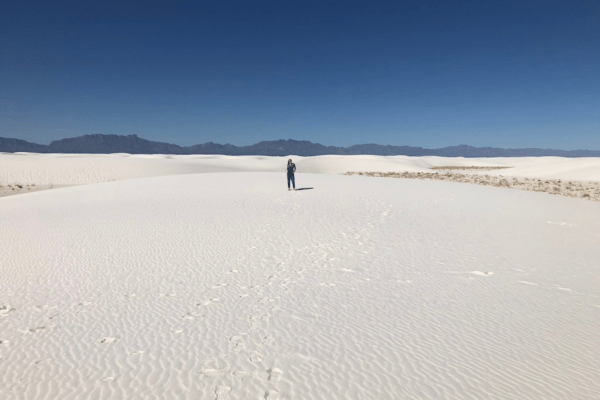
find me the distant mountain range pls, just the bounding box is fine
[1,134,599,157]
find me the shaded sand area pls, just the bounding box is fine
[1,172,600,399]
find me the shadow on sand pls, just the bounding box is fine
[295,187,314,191]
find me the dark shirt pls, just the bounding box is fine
[287,163,296,175]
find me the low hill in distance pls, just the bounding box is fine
[2,134,600,157]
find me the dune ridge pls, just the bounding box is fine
[2,153,600,186]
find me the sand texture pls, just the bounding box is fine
[1,168,600,399]
[3,153,600,185]
[2,154,600,399]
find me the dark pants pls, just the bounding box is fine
[287,173,295,189]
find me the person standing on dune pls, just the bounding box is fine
[287,159,296,191]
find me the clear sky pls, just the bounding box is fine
[2,0,599,149]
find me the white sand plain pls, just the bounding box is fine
[1,153,600,399]
[3,152,600,184]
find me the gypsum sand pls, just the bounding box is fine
[2,172,599,400]
[346,170,600,202]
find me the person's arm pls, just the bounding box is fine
[293,164,296,173]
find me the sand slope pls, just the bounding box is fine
[1,172,599,399]
[2,153,600,185]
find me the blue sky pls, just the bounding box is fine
[2,0,599,149]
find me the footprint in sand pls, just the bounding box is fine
[198,298,220,306]
[101,376,115,382]
[203,356,217,365]
[233,342,246,352]
[172,329,184,335]
[200,368,224,377]
[265,390,280,400]
[233,370,251,380]
[158,293,176,298]
[230,334,246,342]
[215,385,231,400]
[182,312,202,320]
[249,351,262,363]
[251,305,264,313]
[249,323,260,332]
[261,314,272,321]
[213,283,228,289]
[100,336,118,344]
[262,336,275,346]
[0,305,16,318]
[28,326,46,333]
[249,314,266,321]
[268,368,283,382]
[129,350,144,356]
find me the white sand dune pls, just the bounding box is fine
[2,153,600,185]
[1,160,600,399]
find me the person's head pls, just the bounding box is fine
[288,158,292,165]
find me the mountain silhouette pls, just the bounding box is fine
[1,134,599,157]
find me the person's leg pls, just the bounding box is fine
[287,174,291,189]
[291,174,295,189]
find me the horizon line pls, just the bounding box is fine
[2,133,600,153]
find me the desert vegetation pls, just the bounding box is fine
[346,171,600,202]
[431,166,512,171]
[0,183,55,198]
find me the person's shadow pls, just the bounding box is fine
[295,187,314,191]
